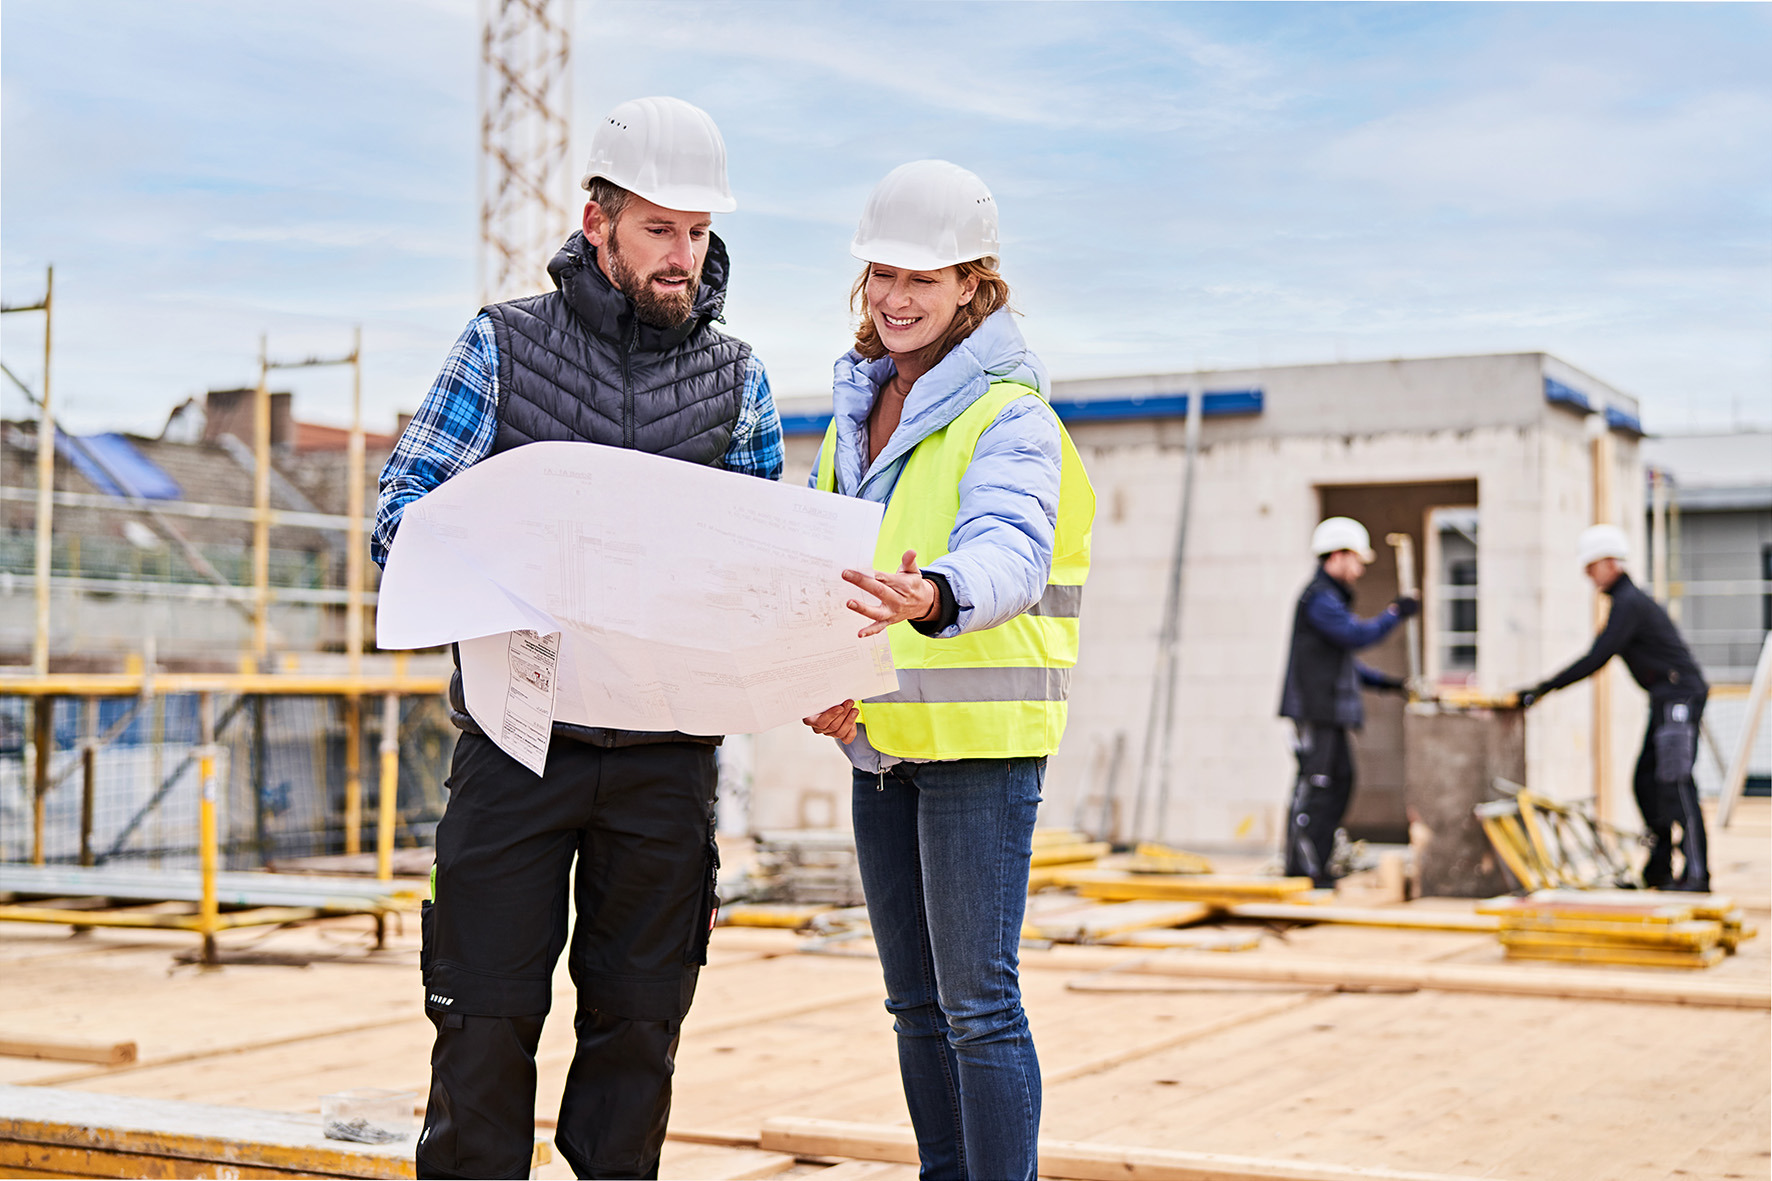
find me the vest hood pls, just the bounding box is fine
[546,229,732,351]
[830,307,1047,500]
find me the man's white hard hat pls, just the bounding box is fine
[850,160,999,271]
[580,96,736,214]
[1577,524,1630,569]
[1312,517,1375,563]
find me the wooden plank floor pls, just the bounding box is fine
[2,798,1767,1179]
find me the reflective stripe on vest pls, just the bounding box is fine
[816,380,1095,759]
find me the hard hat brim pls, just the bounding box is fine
[850,237,994,272]
[580,170,736,215]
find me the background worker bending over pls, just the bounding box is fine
[1517,524,1710,892]
[1278,517,1419,887]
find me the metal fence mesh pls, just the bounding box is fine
[0,693,455,869]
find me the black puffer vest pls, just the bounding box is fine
[446,230,751,749]
[1279,567,1364,729]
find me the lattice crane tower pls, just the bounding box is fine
[479,0,574,305]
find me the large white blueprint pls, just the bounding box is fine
[376,441,897,769]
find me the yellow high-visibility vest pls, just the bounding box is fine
[816,380,1095,759]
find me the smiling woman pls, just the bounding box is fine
[804,159,1097,1181]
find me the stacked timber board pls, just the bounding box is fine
[0,1084,548,1180]
[1478,890,1759,969]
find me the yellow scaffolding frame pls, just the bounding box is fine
[3,669,442,960]
[1475,779,1637,893]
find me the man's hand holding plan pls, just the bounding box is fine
[376,441,898,772]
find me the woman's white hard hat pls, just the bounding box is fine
[1577,524,1630,568]
[1311,517,1376,563]
[580,96,736,214]
[851,159,999,271]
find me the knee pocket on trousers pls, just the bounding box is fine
[424,960,553,1019]
[574,967,700,1024]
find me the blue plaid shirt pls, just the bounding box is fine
[373,313,783,567]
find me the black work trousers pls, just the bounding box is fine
[1634,692,1709,891]
[417,732,719,1180]
[1285,722,1354,887]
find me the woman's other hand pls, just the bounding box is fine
[843,550,938,637]
[803,700,860,743]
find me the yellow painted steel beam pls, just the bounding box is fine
[0,673,447,697]
[197,695,219,963]
[376,692,399,882]
[0,906,327,932]
[720,903,835,929]
[344,697,363,856]
[1029,842,1110,868]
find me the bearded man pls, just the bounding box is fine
[372,97,780,1180]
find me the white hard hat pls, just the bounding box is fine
[1311,517,1375,563]
[580,96,735,214]
[1577,524,1630,569]
[850,160,999,271]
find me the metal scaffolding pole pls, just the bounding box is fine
[252,337,273,664]
[2,267,54,674]
[346,325,366,677]
[1589,417,1616,824]
[253,332,366,669]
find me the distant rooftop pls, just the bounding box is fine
[1642,430,1772,509]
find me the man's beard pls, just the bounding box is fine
[605,228,700,329]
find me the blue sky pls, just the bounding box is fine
[3,1,1769,437]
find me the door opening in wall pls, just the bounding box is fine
[1315,480,1479,844]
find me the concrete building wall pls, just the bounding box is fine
[753,352,1648,847]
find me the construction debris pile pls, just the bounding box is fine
[722,829,1767,974]
[745,830,867,907]
[1480,889,1759,970]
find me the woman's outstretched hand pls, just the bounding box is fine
[803,699,860,744]
[843,550,937,637]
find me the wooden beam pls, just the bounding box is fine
[0,1084,550,1179]
[1076,949,1769,1010]
[1030,842,1111,868]
[0,1035,136,1066]
[1224,903,1499,933]
[757,1117,1490,1181]
[1057,870,1314,904]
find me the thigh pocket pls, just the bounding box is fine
[420,899,435,968]
[686,833,720,967]
[1654,718,1697,784]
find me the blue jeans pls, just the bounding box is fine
[851,758,1044,1181]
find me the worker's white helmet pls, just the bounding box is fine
[1577,524,1630,569]
[1311,517,1376,563]
[850,160,999,271]
[580,96,736,214]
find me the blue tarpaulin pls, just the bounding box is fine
[55,431,183,500]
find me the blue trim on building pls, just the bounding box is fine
[779,412,837,437]
[1604,406,1644,436]
[1543,376,1592,413]
[780,388,1265,437]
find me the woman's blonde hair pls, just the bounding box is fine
[849,258,1013,366]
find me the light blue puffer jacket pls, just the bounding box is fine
[808,307,1062,641]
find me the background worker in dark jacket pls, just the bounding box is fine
[374,97,782,1180]
[1279,517,1419,886]
[1516,524,1710,892]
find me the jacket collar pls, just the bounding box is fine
[546,229,731,352]
[830,307,1046,497]
[1313,564,1354,602]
